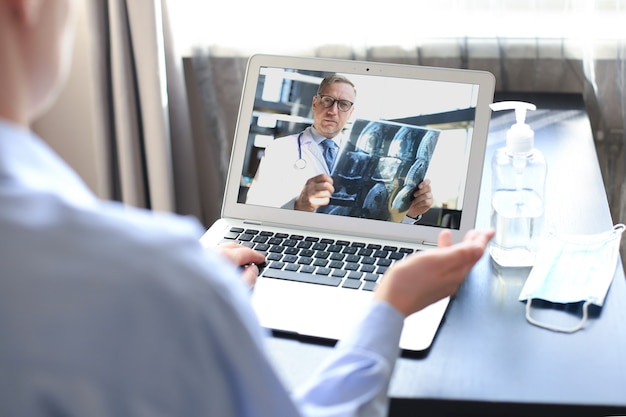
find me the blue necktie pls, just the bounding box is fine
[321,139,337,172]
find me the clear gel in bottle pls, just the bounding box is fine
[489,101,547,267]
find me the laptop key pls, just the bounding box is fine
[283,254,298,263]
[328,260,344,269]
[238,233,255,242]
[377,258,392,266]
[389,252,405,260]
[329,253,345,261]
[314,251,330,259]
[283,239,297,247]
[315,267,332,275]
[300,265,315,273]
[266,253,282,261]
[263,268,342,287]
[327,244,342,253]
[313,259,328,267]
[345,262,359,271]
[254,243,270,252]
[223,231,240,240]
[347,271,362,279]
[345,254,360,263]
[269,245,285,253]
[312,242,328,251]
[268,261,285,269]
[284,247,299,255]
[358,248,373,256]
[297,241,313,249]
[342,279,362,289]
[363,273,380,282]
[285,263,299,271]
[342,246,358,254]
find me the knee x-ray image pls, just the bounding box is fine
[318,119,439,221]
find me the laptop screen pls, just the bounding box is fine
[223,55,495,245]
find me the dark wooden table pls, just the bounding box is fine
[266,93,626,417]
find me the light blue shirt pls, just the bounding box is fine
[0,119,405,417]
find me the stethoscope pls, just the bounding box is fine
[294,132,307,169]
[294,130,339,170]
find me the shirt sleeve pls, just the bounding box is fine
[401,214,422,225]
[291,301,404,417]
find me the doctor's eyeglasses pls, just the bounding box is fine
[316,95,354,112]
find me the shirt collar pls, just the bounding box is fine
[309,126,344,147]
[0,118,97,207]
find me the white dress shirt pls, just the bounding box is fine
[0,119,405,417]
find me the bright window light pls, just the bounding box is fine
[169,1,625,57]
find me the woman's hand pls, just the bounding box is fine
[374,229,495,317]
[217,242,266,287]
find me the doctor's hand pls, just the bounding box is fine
[407,178,433,219]
[295,174,335,212]
[373,228,494,317]
[217,242,266,287]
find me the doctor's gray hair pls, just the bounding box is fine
[317,74,356,97]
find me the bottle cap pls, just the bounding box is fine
[490,101,536,154]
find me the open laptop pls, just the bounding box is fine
[200,54,495,351]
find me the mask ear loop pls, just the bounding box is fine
[525,299,592,333]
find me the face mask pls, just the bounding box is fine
[519,224,625,333]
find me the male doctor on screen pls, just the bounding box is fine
[245,74,433,223]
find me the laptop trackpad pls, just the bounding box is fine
[252,277,371,342]
[251,277,450,351]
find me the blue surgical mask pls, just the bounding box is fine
[519,224,625,333]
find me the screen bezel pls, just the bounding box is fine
[221,54,495,245]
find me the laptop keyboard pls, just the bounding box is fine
[222,227,419,291]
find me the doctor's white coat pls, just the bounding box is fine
[245,127,341,209]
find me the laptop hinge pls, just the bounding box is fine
[421,241,438,247]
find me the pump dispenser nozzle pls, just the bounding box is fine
[490,101,537,155]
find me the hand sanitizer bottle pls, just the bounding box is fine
[489,101,547,267]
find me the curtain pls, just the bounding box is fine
[87,0,203,219]
[183,54,248,224]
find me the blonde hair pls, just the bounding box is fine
[317,74,356,97]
